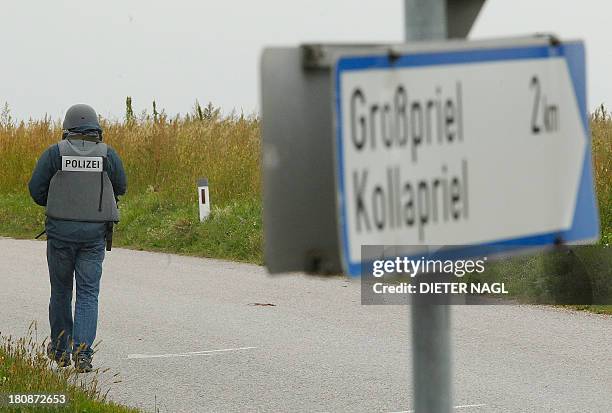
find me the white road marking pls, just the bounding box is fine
[389,403,487,413]
[127,346,257,360]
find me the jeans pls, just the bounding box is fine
[46,237,105,358]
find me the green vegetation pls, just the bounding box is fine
[590,105,612,245]
[117,193,262,263]
[0,323,137,412]
[465,245,612,314]
[0,100,609,307]
[0,100,263,264]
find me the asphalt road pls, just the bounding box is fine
[1,238,610,412]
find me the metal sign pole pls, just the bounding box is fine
[404,0,447,40]
[404,1,483,411]
[405,2,451,411]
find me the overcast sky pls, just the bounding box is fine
[2,0,611,121]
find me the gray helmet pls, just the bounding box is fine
[63,104,101,131]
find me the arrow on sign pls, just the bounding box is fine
[334,42,599,276]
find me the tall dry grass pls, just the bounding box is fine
[0,102,261,206]
[591,106,612,242]
[0,101,609,242]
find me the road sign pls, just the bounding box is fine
[334,41,599,276]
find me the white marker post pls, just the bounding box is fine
[197,178,211,221]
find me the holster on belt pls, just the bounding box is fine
[105,222,114,251]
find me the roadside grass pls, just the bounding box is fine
[0,101,609,309]
[567,305,612,315]
[590,106,612,246]
[0,192,44,239]
[0,192,263,264]
[468,245,612,315]
[0,323,137,413]
[117,193,262,264]
[0,101,262,264]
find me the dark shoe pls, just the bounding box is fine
[73,354,93,373]
[46,343,70,368]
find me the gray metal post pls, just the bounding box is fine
[404,0,447,40]
[407,3,451,412]
[411,292,452,413]
[405,1,458,412]
[405,2,485,412]
[405,0,487,40]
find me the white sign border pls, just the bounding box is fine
[333,41,600,277]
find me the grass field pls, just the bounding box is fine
[0,102,263,263]
[0,100,609,274]
[0,102,609,404]
[0,101,609,259]
[589,106,611,245]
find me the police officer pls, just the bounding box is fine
[28,104,126,372]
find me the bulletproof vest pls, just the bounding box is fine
[46,139,120,223]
